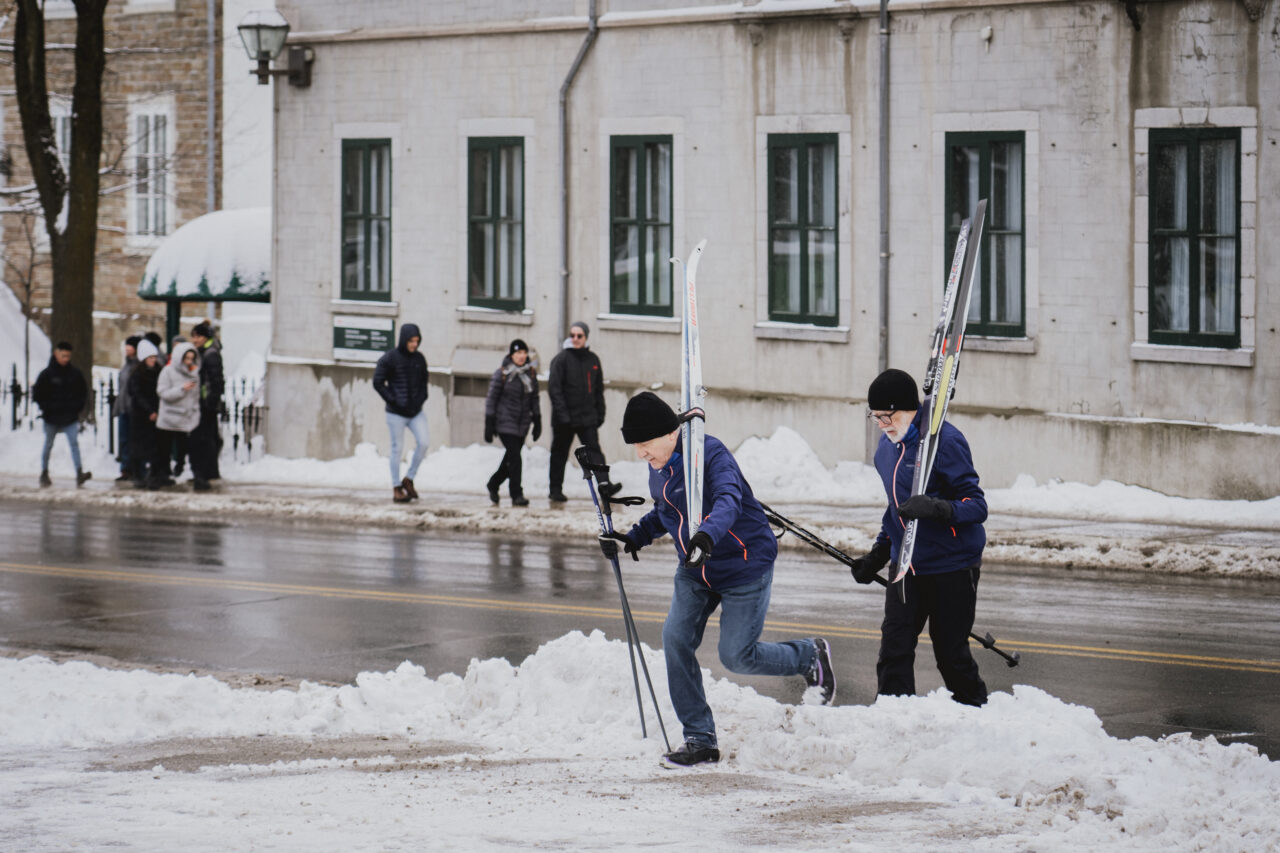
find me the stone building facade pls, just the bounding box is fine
[264,0,1277,499]
[0,0,222,369]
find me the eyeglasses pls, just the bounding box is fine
[570,333,586,339]
[866,410,896,425]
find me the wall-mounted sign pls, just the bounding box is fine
[333,315,394,363]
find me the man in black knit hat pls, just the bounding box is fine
[599,391,836,767]
[850,368,989,707]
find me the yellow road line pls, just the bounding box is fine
[2,560,1277,674]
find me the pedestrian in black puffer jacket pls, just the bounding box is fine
[546,321,614,502]
[484,339,541,507]
[32,342,90,487]
[373,323,430,503]
[189,321,224,487]
[127,339,163,486]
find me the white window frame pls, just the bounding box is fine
[932,111,1040,354]
[126,94,176,250]
[1132,106,1257,368]
[595,117,684,335]
[753,114,852,343]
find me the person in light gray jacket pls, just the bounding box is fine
[149,342,202,490]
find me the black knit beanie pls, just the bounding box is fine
[508,338,528,355]
[621,392,680,444]
[867,369,920,411]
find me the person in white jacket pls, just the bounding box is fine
[149,341,203,490]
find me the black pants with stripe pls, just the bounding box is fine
[876,566,988,706]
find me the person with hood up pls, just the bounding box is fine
[373,323,430,503]
[849,368,989,707]
[32,341,91,488]
[546,320,617,502]
[150,341,203,490]
[597,391,836,768]
[483,339,542,507]
[113,335,141,482]
[127,338,162,487]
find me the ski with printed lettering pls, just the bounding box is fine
[890,200,987,587]
[673,239,707,560]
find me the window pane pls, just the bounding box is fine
[1199,139,1236,235]
[343,217,364,293]
[990,141,1022,231]
[469,222,493,299]
[612,224,639,305]
[807,142,836,227]
[771,147,798,225]
[646,142,671,223]
[643,223,672,307]
[1151,144,1188,231]
[991,234,1023,324]
[470,149,491,218]
[1151,236,1190,332]
[807,229,836,318]
[613,147,637,220]
[499,145,522,220]
[1199,237,1235,333]
[770,228,801,314]
[342,148,362,216]
[948,146,979,230]
[369,218,387,293]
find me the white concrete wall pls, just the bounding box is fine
[264,0,1279,498]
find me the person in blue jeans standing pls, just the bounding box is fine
[598,391,836,767]
[373,323,430,504]
[33,341,91,488]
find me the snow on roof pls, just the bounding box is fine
[138,207,271,302]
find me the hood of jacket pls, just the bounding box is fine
[166,341,201,373]
[398,323,422,354]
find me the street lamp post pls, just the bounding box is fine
[237,9,313,87]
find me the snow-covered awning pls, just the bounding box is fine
[138,207,271,302]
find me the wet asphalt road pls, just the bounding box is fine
[0,501,1276,759]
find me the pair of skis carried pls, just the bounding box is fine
[576,238,710,745]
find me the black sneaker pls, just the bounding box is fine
[39,471,51,488]
[511,495,529,507]
[487,483,500,505]
[548,491,568,503]
[805,638,836,705]
[76,470,92,487]
[193,478,212,492]
[662,742,720,768]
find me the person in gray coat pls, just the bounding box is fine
[149,342,202,490]
[484,339,542,507]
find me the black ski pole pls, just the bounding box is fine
[760,502,1020,668]
[575,446,672,750]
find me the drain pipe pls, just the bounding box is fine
[558,0,599,341]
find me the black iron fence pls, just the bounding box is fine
[4,362,268,465]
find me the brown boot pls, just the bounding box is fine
[401,477,419,500]
[393,485,410,503]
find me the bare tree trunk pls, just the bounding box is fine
[13,0,108,401]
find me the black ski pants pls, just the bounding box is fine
[189,407,221,480]
[876,566,988,707]
[548,424,601,494]
[488,433,527,498]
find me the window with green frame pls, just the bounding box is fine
[768,134,838,326]
[1148,128,1241,348]
[945,131,1025,337]
[468,137,524,310]
[340,139,392,300]
[610,136,673,315]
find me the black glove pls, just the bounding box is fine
[532,416,542,442]
[484,416,496,444]
[898,494,954,524]
[684,530,714,569]
[851,540,891,585]
[599,531,639,562]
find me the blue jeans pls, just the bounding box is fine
[662,568,816,748]
[42,421,83,473]
[386,410,429,486]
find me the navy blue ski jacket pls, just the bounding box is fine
[624,434,777,591]
[373,324,429,417]
[873,411,987,575]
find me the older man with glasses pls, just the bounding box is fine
[850,367,990,708]
[546,321,618,502]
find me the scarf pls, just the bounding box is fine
[503,361,535,393]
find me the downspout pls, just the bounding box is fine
[872,0,891,462]
[558,0,599,341]
[207,0,217,213]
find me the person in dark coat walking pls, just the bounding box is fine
[373,323,430,503]
[113,335,141,481]
[32,341,91,487]
[546,321,616,502]
[849,368,989,707]
[483,339,542,507]
[188,321,224,487]
[597,392,836,767]
[127,340,162,487]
